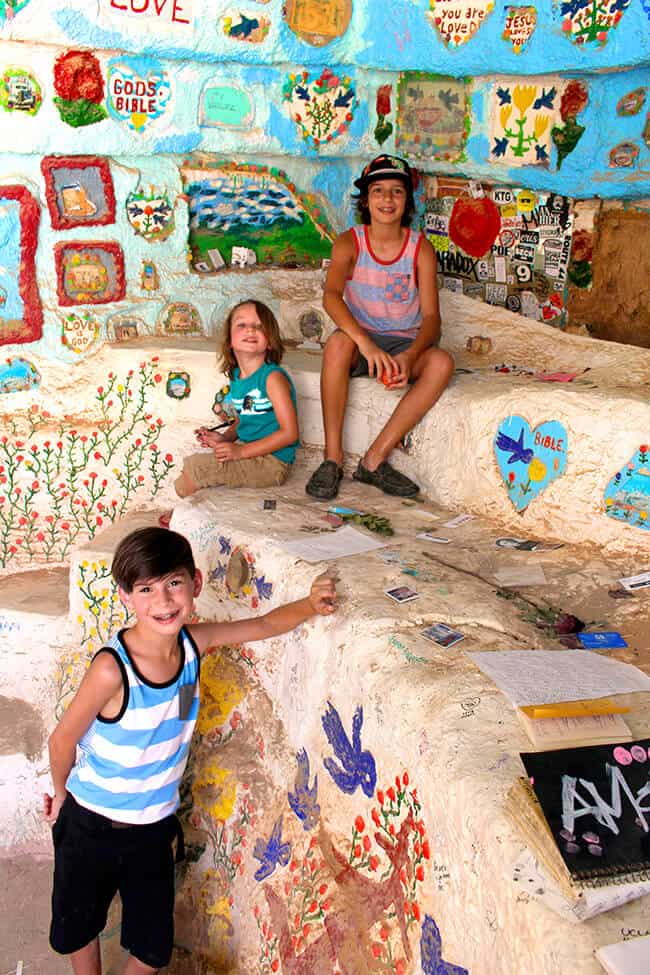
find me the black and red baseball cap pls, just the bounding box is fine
[354,154,414,192]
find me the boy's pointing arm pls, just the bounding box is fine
[190,574,337,657]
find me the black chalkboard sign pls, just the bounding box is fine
[521,738,650,884]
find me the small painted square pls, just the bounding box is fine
[603,445,650,531]
[283,68,357,149]
[491,82,559,167]
[396,73,469,162]
[284,0,352,44]
[166,371,191,399]
[54,242,126,306]
[0,67,42,115]
[41,156,115,230]
[159,301,202,335]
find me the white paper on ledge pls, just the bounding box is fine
[466,649,650,706]
[596,935,650,974]
[512,850,650,924]
[279,525,388,563]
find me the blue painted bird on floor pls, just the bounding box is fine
[321,702,377,798]
[495,427,534,465]
[287,748,320,830]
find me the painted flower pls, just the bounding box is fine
[528,458,547,482]
[376,84,391,118]
[512,85,537,115]
[560,80,588,121]
[54,50,105,103]
[570,229,593,264]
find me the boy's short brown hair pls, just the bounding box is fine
[219,299,285,379]
[112,527,196,592]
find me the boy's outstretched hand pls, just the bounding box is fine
[309,574,337,615]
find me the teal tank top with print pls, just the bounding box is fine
[225,362,298,464]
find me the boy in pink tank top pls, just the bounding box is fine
[306,155,454,500]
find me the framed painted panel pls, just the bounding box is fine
[54,241,126,306]
[0,185,43,346]
[41,155,116,230]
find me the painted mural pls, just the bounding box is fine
[396,73,469,163]
[424,175,574,325]
[0,185,42,346]
[0,358,174,568]
[603,445,650,531]
[283,69,358,150]
[183,161,335,273]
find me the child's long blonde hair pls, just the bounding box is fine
[219,299,285,379]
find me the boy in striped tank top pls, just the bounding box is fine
[44,527,336,975]
[306,154,454,501]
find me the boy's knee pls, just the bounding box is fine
[323,330,356,365]
[424,346,455,379]
[174,470,196,498]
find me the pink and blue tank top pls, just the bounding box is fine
[343,226,423,340]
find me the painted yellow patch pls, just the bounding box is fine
[197,652,244,735]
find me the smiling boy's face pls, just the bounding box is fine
[119,568,202,635]
[366,178,408,225]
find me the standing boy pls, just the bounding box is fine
[45,526,336,975]
[306,154,454,500]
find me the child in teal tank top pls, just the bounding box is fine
[162,301,299,523]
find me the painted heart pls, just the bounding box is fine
[106,55,172,134]
[494,415,568,512]
[603,445,650,532]
[427,0,495,48]
[558,0,631,46]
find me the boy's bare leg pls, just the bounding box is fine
[122,955,159,974]
[70,938,101,975]
[320,331,358,465]
[362,347,454,471]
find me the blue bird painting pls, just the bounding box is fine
[287,748,320,830]
[495,428,534,465]
[321,702,377,798]
[421,915,469,975]
[253,815,291,882]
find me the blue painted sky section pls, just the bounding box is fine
[47,0,650,73]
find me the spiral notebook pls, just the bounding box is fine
[520,738,650,888]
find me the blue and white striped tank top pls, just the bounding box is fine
[66,627,200,825]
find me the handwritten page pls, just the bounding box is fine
[467,650,650,706]
[596,936,650,974]
[280,525,388,563]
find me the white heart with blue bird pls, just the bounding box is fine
[494,415,568,512]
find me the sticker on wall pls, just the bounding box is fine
[427,0,495,47]
[166,371,191,399]
[283,68,357,149]
[0,185,43,346]
[222,10,270,43]
[108,313,146,342]
[494,415,568,511]
[557,0,631,46]
[198,81,254,129]
[53,50,108,128]
[609,141,639,168]
[106,56,172,133]
[54,242,126,307]
[603,446,650,532]
[1,0,33,25]
[374,84,393,146]
[502,6,536,53]
[140,260,159,290]
[126,188,175,241]
[61,310,100,354]
[616,88,646,117]
[0,357,40,394]
[183,161,334,271]
[551,80,588,169]
[424,175,573,325]
[159,301,202,335]
[0,67,42,115]
[41,156,116,230]
[396,72,469,162]
[283,0,352,45]
[491,82,558,166]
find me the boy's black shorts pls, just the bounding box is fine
[50,793,180,968]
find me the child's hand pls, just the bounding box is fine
[213,442,244,462]
[308,574,337,615]
[384,352,411,389]
[195,427,224,449]
[43,791,65,825]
